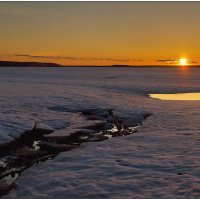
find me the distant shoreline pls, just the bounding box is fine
[1,60,200,68]
[0,61,61,67]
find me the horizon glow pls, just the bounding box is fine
[0,2,200,66]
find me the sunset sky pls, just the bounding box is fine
[1,2,200,66]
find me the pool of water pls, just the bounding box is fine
[150,93,200,100]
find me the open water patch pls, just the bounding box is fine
[149,93,200,100]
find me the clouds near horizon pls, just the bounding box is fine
[156,58,198,65]
[14,54,142,63]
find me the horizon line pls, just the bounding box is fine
[0,60,200,68]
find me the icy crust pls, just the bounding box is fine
[0,108,152,196]
[0,97,151,145]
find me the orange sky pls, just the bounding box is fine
[0,2,200,66]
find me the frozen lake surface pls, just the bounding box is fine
[1,67,200,198]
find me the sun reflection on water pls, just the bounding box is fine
[150,93,200,100]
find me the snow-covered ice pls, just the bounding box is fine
[1,67,200,198]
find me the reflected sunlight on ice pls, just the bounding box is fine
[150,92,200,100]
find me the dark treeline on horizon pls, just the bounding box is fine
[0,61,61,67]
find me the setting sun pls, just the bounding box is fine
[179,58,188,66]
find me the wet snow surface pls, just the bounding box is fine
[1,67,200,198]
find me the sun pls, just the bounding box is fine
[179,58,188,66]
